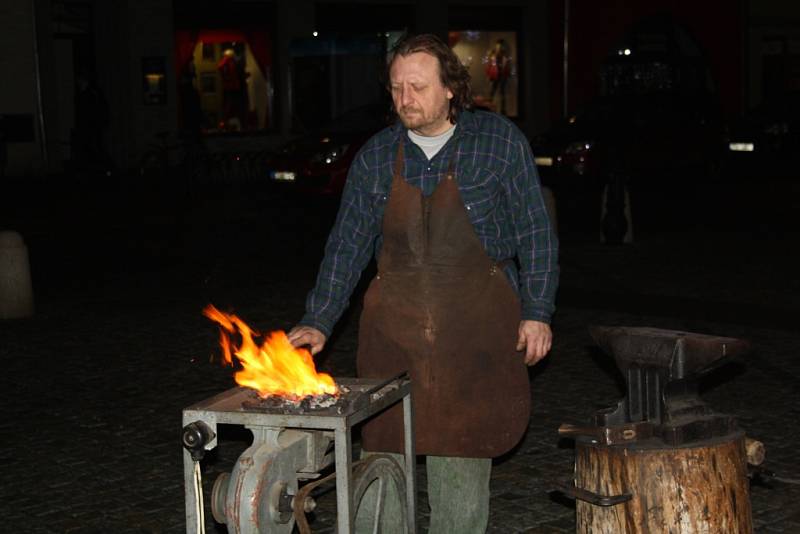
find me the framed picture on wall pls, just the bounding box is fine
[141,56,167,105]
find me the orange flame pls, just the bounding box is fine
[203,304,337,399]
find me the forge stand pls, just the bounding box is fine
[182,375,416,534]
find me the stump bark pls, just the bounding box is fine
[575,433,752,533]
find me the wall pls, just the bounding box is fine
[0,0,44,175]
[550,0,745,120]
[123,0,177,168]
[276,0,315,135]
[747,0,800,108]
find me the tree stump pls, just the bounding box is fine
[575,432,752,533]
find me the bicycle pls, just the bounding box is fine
[138,130,213,190]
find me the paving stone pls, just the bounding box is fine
[1,183,798,532]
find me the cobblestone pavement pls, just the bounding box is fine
[0,178,798,533]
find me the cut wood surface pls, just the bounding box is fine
[575,434,752,533]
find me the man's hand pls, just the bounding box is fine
[287,326,327,355]
[516,320,552,366]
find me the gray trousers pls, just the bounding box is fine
[355,452,491,534]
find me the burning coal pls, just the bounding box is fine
[203,305,338,400]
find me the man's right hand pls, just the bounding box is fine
[287,326,327,355]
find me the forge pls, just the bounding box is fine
[182,373,416,534]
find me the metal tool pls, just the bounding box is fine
[555,326,755,533]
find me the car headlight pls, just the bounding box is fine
[310,144,350,165]
[271,171,297,181]
[564,141,592,155]
[728,142,754,152]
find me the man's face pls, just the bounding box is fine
[389,52,454,136]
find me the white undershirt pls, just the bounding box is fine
[407,124,456,160]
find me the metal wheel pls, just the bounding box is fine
[352,454,408,534]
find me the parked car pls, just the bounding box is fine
[267,99,501,196]
[724,93,800,178]
[266,102,391,195]
[529,93,726,231]
[531,93,725,184]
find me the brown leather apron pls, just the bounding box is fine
[357,140,531,458]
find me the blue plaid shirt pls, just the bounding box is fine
[300,109,559,337]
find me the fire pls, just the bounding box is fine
[203,304,337,399]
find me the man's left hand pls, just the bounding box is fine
[516,320,552,366]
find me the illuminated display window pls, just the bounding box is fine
[449,31,519,117]
[175,28,273,133]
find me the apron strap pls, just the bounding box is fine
[445,141,458,180]
[394,138,405,178]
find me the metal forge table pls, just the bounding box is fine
[182,374,416,533]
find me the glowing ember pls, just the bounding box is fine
[203,304,337,399]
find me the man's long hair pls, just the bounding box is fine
[386,33,474,122]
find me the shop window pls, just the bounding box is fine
[289,33,398,131]
[175,29,273,133]
[449,31,519,117]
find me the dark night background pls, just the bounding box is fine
[0,0,799,532]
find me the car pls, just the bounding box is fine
[531,93,725,182]
[266,99,501,196]
[723,93,800,178]
[266,102,391,195]
[529,92,726,231]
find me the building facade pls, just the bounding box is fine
[2,0,798,177]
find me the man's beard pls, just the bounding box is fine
[397,107,424,129]
[398,101,451,133]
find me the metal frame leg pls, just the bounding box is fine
[403,393,417,534]
[335,425,354,533]
[183,449,200,534]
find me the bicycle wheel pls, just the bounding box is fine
[138,147,167,180]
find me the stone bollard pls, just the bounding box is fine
[0,231,35,319]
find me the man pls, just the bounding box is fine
[288,33,558,532]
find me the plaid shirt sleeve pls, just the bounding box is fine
[298,151,380,337]
[504,131,559,323]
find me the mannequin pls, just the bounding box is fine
[486,39,511,115]
[217,47,248,130]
